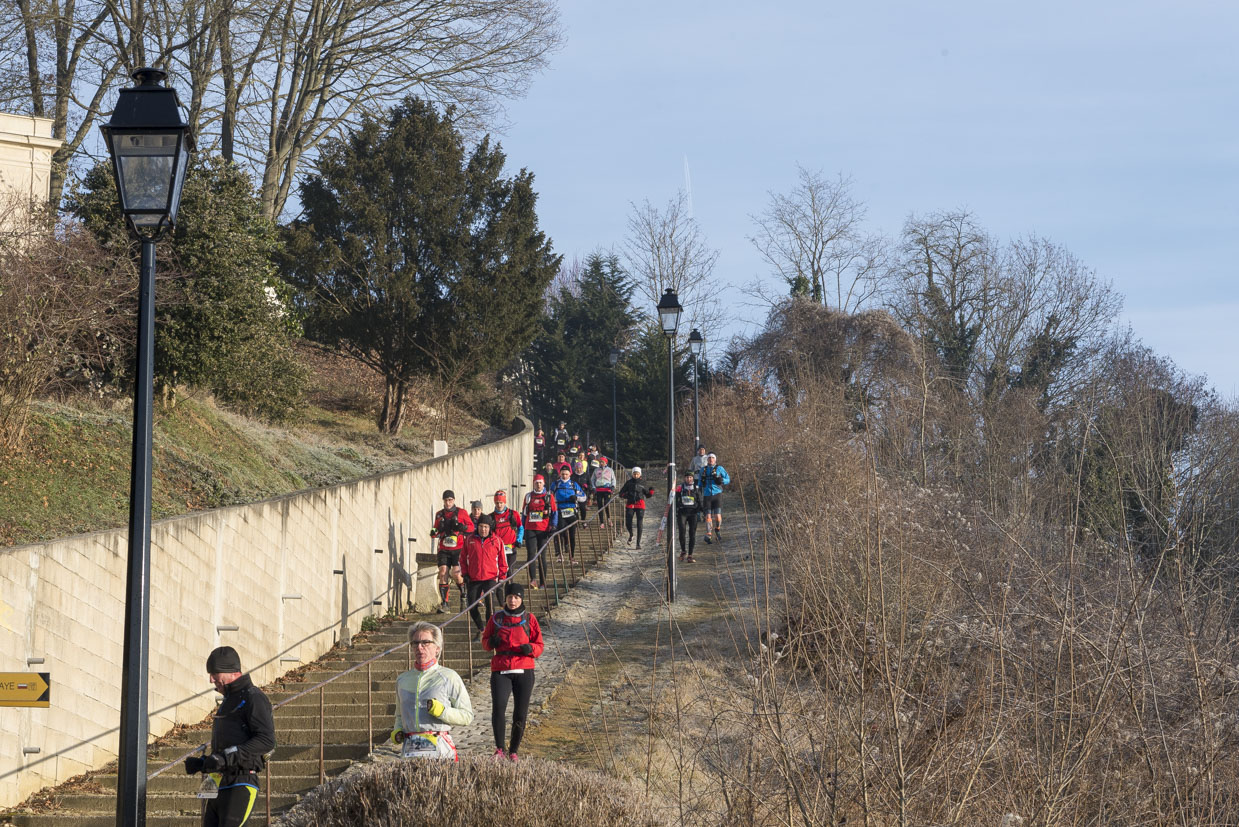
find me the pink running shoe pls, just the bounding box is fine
[492,748,506,760]
[508,752,520,763]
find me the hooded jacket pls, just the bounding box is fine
[482,608,544,672]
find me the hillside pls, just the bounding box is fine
[0,349,502,548]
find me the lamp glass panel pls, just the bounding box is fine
[113,132,178,224]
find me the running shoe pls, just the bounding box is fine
[678,553,686,561]
[716,528,723,540]
[508,752,520,763]
[703,535,712,545]
[437,601,449,613]
[493,748,507,760]
[686,556,695,563]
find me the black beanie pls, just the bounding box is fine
[504,581,524,600]
[206,646,242,674]
[442,489,455,500]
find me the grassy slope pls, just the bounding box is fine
[0,354,500,547]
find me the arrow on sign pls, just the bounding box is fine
[0,672,50,707]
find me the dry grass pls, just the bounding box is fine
[278,756,666,826]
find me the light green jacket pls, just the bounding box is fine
[393,663,474,733]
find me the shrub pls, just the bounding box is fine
[279,756,664,826]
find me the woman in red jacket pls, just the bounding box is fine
[482,581,544,762]
[460,516,508,638]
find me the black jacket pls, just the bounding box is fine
[618,478,655,508]
[211,674,276,785]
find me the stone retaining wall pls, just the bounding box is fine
[0,419,531,808]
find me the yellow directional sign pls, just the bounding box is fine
[0,672,50,708]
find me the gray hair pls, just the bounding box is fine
[408,621,443,651]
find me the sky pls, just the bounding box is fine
[496,0,1239,398]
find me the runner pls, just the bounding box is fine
[617,467,655,547]
[571,450,592,520]
[460,516,507,639]
[431,490,474,613]
[552,422,569,455]
[689,444,709,476]
[521,474,558,589]
[468,500,485,530]
[489,490,524,578]
[550,464,587,563]
[534,428,547,464]
[590,455,617,528]
[552,451,572,477]
[391,622,474,761]
[658,469,702,562]
[697,453,731,544]
[482,582,544,763]
[567,432,583,456]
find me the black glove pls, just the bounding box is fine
[202,753,224,772]
[518,643,534,655]
[183,756,204,775]
[489,636,502,650]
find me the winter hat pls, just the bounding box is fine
[442,489,455,500]
[504,581,525,600]
[476,515,494,530]
[494,490,507,502]
[707,453,717,460]
[631,466,642,475]
[206,646,242,674]
[470,500,483,511]
[533,474,545,483]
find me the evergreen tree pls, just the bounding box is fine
[69,157,306,421]
[517,253,636,453]
[283,98,560,433]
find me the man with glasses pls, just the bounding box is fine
[392,622,474,760]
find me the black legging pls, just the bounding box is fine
[678,512,699,556]
[466,579,496,631]
[625,508,645,544]
[555,515,579,560]
[491,670,536,755]
[203,784,258,826]
[525,529,550,584]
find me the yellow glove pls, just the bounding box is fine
[390,728,405,744]
[427,698,446,718]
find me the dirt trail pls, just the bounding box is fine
[520,503,778,772]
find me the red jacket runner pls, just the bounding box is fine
[460,533,508,581]
[490,507,523,546]
[522,489,557,532]
[432,506,474,552]
[482,609,544,671]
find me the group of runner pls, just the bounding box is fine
[406,428,730,769]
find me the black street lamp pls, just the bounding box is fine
[100,66,193,827]
[656,288,683,602]
[608,346,620,466]
[688,328,703,451]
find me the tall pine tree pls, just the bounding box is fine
[283,98,560,433]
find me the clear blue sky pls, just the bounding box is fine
[498,0,1239,398]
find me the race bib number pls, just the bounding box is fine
[682,495,695,506]
[441,535,459,549]
[504,544,514,552]
[557,439,566,446]
[401,732,454,760]
[529,510,545,521]
[561,507,576,518]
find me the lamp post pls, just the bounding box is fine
[656,288,683,602]
[100,66,193,827]
[608,346,620,466]
[688,328,703,451]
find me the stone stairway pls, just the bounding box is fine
[2,513,620,826]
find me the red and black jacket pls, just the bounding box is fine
[432,506,474,552]
[460,533,508,581]
[482,609,544,672]
[522,489,558,531]
[490,507,523,546]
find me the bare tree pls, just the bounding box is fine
[622,191,721,332]
[749,166,887,312]
[0,0,126,206]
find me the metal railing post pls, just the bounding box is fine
[367,662,373,749]
[324,684,329,788]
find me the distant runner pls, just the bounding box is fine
[521,474,558,589]
[617,466,655,547]
[431,490,474,612]
[697,453,730,544]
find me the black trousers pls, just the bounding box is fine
[555,515,579,559]
[678,512,700,556]
[625,508,645,544]
[526,529,550,584]
[466,579,496,631]
[491,670,536,755]
[203,784,258,827]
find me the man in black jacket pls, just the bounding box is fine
[184,646,276,827]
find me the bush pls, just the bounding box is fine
[279,756,664,826]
